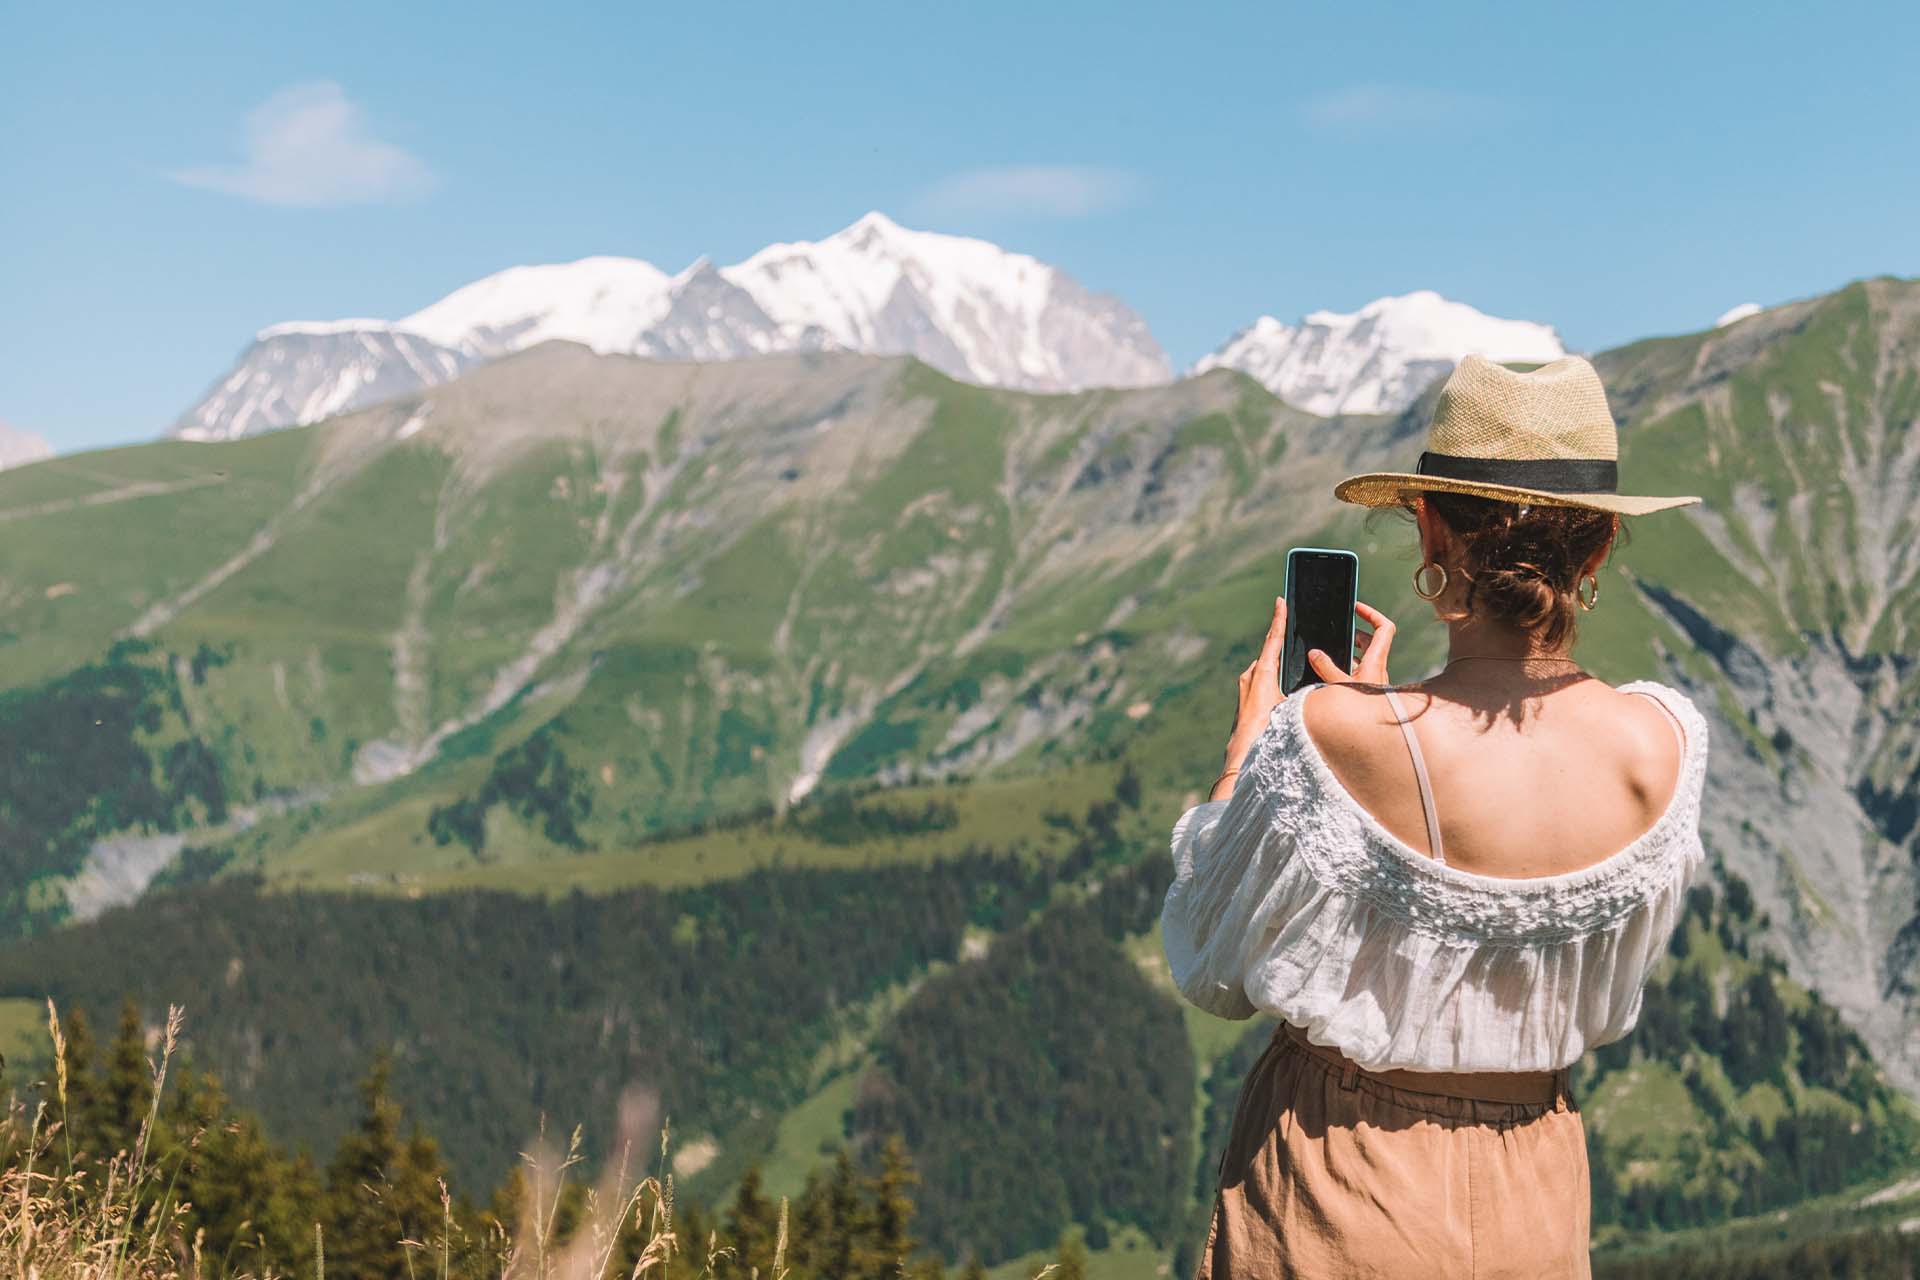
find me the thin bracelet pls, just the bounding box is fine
[1209,766,1241,799]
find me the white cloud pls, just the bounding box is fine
[914,165,1144,220]
[172,81,434,207]
[1304,83,1500,132]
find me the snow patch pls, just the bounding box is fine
[257,318,394,339]
[1195,290,1565,415]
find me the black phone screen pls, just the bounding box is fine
[1282,551,1358,694]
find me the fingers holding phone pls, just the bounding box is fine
[1306,600,1396,687]
[1352,601,1396,684]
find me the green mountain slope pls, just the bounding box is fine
[2,276,1920,1268]
[0,348,1346,900]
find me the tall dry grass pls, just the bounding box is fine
[1,1002,783,1280]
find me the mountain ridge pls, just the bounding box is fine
[1194,289,1567,414]
[170,213,1172,441]
[168,216,1590,445]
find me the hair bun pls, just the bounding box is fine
[1423,492,1620,647]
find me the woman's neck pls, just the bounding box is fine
[1443,617,1573,664]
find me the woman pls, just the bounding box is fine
[1162,354,1709,1279]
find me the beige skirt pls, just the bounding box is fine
[1198,1023,1590,1280]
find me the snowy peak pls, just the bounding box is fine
[257,318,395,339]
[398,256,677,359]
[1196,291,1566,416]
[722,210,1169,391]
[170,213,1170,441]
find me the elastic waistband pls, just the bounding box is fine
[1277,1023,1567,1109]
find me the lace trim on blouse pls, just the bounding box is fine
[1237,679,1708,946]
[1160,679,1712,1072]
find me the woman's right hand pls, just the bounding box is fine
[1307,601,1397,687]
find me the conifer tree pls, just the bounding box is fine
[57,1004,99,1160]
[726,1165,781,1276]
[789,1149,884,1279]
[485,1162,527,1240]
[396,1126,456,1265]
[863,1136,920,1275]
[168,1068,314,1275]
[98,999,153,1160]
[817,1148,870,1280]
[668,1198,723,1280]
[324,1055,450,1280]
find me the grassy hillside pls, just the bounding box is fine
[4,280,1920,1269]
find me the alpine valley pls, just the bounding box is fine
[2,220,1920,1272]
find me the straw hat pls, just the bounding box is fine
[1333,354,1700,516]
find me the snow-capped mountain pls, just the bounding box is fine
[721,212,1167,391]
[1194,291,1566,416]
[0,418,55,470]
[173,325,478,443]
[170,213,1169,441]
[398,256,679,359]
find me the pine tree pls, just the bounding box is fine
[395,1126,455,1268]
[788,1167,825,1279]
[485,1163,527,1241]
[790,1151,873,1280]
[1724,972,1791,1088]
[820,1149,870,1279]
[169,1069,314,1275]
[726,1165,781,1277]
[324,1055,449,1280]
[863,1136,920,1276]
[57,1004,100,1161]
[98,999,153,1160]
[670,1199,723,1280]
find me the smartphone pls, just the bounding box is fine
[1282,547,1360,694]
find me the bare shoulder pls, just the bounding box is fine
[1298,683,1413,776]
[1595,682,1687,803]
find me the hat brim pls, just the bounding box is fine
[1332,472,1701,517]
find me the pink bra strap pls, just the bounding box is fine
[1627,687,1688,755]
[1383,689,1444,863]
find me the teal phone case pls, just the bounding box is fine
[1282,546,1359,692]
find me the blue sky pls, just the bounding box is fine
[5,1,1917,453]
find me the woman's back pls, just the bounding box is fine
[1301,674,1685,879]
[1171,353,1710,1279]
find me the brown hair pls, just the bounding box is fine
[1420,492,1620,648]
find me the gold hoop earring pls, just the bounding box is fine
[1413,563,1449,601]
[1578,573,1600,611]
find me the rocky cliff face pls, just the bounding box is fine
[1597,277,1920,1087]
[172,325,478,442]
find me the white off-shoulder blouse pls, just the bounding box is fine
[1161,679,1710,1073]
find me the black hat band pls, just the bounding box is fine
[1416,451,1619,494]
